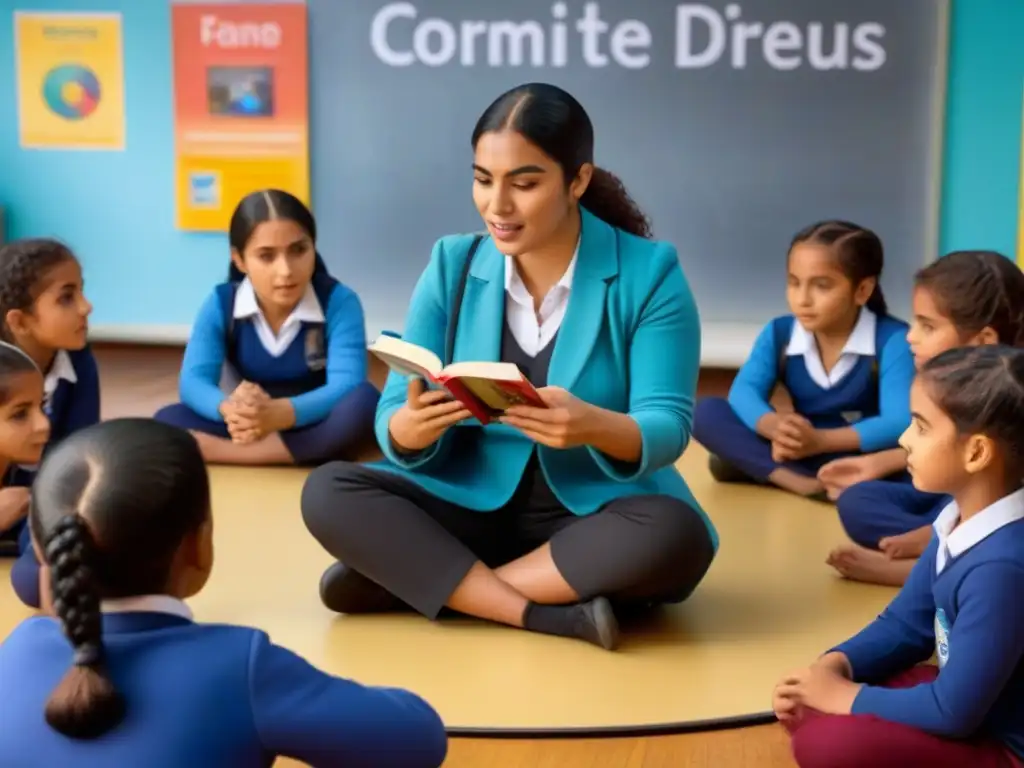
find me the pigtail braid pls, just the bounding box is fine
[43,514,126,740]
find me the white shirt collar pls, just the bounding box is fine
[933,488,1024,573]
[503,242,579,300]
[232,278,325,324]
[46,350,77,387]
[101,595,194,620]
[786,307,877,357]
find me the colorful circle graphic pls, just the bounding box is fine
[42,64,101,120]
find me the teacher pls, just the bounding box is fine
[301,82,718,651]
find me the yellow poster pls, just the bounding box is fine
[15,11,125,150]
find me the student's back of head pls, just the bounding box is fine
[28,418,212,740]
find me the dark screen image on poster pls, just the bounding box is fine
[206,66,274,117]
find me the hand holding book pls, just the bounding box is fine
[369,334,547,425]
[388,378,474,453]
[499,387,595,449]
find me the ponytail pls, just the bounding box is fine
[226,251,329,283]
[580,167,652,239]
[865,284,888,316]
[44,515,125,740]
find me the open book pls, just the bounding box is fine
[368,334,546,424]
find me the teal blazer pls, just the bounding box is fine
[372,208,718,550]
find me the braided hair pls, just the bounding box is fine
[0,238,78,343]
[914,251,1024,347]
[29,418,212,741]
[43,514,125,738]
[789,221,888,316]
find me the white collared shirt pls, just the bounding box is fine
[43,350,77,412]
[101,594,194,620]
[233,278,325,357]
[503,245,578,358]
[786,308,877,390]
[932,488,1024,574]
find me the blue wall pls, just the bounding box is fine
[0,0,1020,333]
[0,0,224,330]
[939,0,1024,257]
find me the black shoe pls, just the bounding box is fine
[0,530,20,558]
[573,597,621,650]
[708,454,767,485]
[319,563,410,614]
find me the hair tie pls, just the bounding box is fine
[73,642,103,668]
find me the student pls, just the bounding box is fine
[691,221,915,497]
[0,418,448,767]
[773,345,1024,768]
[825,251,1024,586]
[0,342,53,568]
[154,189,379,465]
[301,83,718,651]
[0,238,97,607]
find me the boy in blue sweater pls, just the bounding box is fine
[692,220,915,498]
[155,190,378,465]
[774,344,1024,768]
[0,418,448,767]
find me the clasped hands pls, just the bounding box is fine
[218,381,288,444]
[770,412,823,463]
[388,378,594,453]
[772,653,860,723]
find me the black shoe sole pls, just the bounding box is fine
[585,597,621,651]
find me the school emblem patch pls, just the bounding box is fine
[934,609,951,668]
[305,327,326,371]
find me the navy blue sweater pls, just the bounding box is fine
[834,489,1024,755]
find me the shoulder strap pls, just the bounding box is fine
[445,235,485,366]
[217,282,240,353]
[772,316,794,383]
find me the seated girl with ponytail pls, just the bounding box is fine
[691,221,916,499]
[155,189,379,466]
[0,418,448,767]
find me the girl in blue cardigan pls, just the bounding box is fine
[775,345,1024,768]
[154,190,378,465]
[692,220,915,498]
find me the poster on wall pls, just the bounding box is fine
[171,1,310,231]
[14,11,126,150]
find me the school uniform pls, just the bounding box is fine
[691,310,915,482]
[787,489,1024,767]
[154,266,379,465]
[7,348,101,608]
[302,208,719,619]
[0,595,448,767]
[837,478,949,548]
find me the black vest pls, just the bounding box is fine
[499,322,562,511]
[499,322,556,388]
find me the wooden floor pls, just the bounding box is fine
[86,345,794,767]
